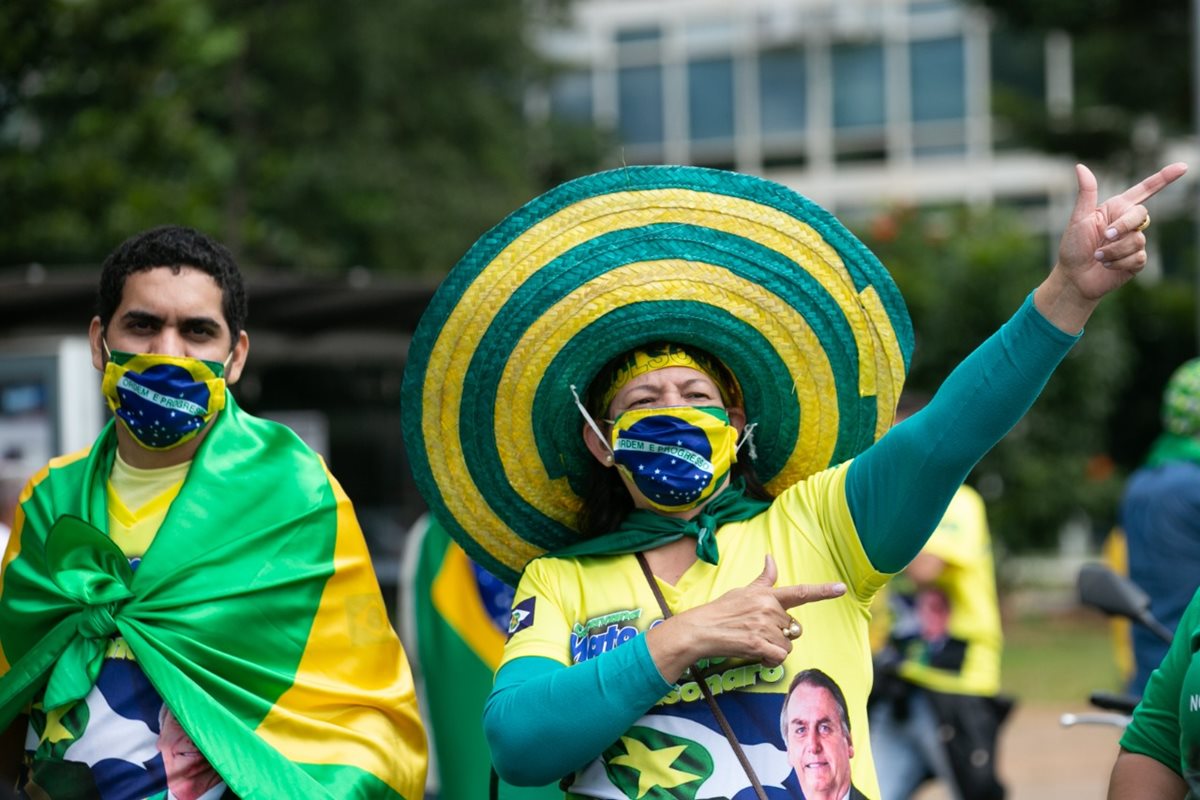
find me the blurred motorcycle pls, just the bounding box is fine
[1060,563,1173,729]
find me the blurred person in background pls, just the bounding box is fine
[0,225,426,799]
[868,393,1010,800]
[1113,357,1200,695]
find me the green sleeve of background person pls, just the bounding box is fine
[413,515,561,800]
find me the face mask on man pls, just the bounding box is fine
[101,346,229,451]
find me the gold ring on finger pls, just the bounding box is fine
[1136,214,1151,232]
[783,619,802,640]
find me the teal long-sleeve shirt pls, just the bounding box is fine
[485,293,1080,785]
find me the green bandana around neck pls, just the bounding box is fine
[1145,432,1200,468]
[548,478,771,565]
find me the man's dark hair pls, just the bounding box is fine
[779,667,852,742]
[96,225,248,337]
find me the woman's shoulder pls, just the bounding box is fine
[768,459,854,509]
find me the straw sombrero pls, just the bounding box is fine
[401,166,913,586]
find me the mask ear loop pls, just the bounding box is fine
[736,421,759,462]
[570,385,615,457]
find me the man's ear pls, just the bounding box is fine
[224,330,250,385]
[88,317,105,372]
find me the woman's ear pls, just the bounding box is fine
[582,420,614,466]
[728,406,747,433]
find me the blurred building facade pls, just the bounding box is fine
[533,0,1080,236]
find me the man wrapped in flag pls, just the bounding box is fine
[0,226,427,799]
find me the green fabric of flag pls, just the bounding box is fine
[411,515,560,800]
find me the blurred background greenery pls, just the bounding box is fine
[0,0,607,274]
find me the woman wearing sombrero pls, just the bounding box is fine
[402,161,1185,798]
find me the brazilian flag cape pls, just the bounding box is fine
[0,395,427,798]
[410,515,559,800]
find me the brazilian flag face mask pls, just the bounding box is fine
[101,348,228,451]
[608,405,739,512]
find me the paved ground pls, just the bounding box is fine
[913,703,1124,799]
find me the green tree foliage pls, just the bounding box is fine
[0,0,605,273]
[979,0,1191,165]
[858,204,1132,551]
[1107,277,1200,466]
[0,0,241,264]
[976,0,1200,541]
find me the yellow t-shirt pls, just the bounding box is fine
[106,453,188,557]
[501,462,885,799]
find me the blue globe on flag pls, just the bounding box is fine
[115,363,212,449]
[616,415,715,506]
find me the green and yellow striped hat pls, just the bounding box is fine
[401,166,913,585]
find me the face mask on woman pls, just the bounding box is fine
[101,347,229,451]
[606,404,739,512]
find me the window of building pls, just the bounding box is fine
[759,47,807,137]
[911,36,965,122]
[550,69,594,123]
[616,27,662,50]
[832,42,885,129]
[618,64,664,146]
[688,57,735,142]
[990,26,1048,151]
[909,0,959,15]
[990,28,1045,101]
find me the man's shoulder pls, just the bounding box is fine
[47,445,95,472]
[24,445,96,491]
